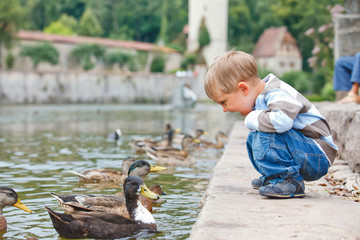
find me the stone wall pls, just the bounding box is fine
[0,70,208,104]
[315,102,360,173]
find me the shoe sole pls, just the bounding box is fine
[260,193,306,198]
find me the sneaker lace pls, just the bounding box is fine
[269,177,284,185]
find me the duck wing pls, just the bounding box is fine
[69,169,124,182]
[51,193,128,217]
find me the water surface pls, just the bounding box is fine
[0,104,239,239]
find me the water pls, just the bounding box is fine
[0,103,239,239]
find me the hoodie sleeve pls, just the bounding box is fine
[245,89,303,133]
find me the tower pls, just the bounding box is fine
[187,0,228,66]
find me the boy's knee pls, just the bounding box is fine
[301,161,329,181]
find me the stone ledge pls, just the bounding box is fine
[314,102,360,173]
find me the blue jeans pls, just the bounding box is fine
[246,129,329,181]
[333,52,360,91]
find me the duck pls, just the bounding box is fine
[146,135,200,167]
[107,129,122,145]
[0,187,32,231]
[115,183,166,214]
[173,128,207,146]
[45,176,158,239]
[68,157,137,183]
[200,131,228,149]
[51,160,166,218]
[129,124,178,153]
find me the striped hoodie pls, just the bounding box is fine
[245,74,338,164]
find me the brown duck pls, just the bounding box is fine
[45,176,159,239]
[68,157,137,183]
[50,160,166,218]
[146,135,200,167]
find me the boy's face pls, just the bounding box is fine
[215,87,255,116]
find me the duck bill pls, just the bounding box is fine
[13,198,32,213]
[193,139,201,143]
[141,185,159,200]
[149,164,167,172]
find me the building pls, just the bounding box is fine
[2,30,182,72]
[252,27,302,76]
[187,0,228,66]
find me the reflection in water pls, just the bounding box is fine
[0,104,239,239]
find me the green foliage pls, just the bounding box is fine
[20,42,59,69]
[311,69,327,94]
[44,21,76,36]
[104,52,133,69]
[150,55,165,73]
[257,67,272,79]
[198,17,210,49]
[281,71,309,94]
[5,52,15,70]
[181,53,197,70]
[58,14,78,32]
[70,44,105,70]
[321,82,336,101]
[0,0,23,68]
[22,0,59,30]
[78,8,103,37]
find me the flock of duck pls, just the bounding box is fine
[0,124,228,239]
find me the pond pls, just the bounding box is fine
[0,103,239,240]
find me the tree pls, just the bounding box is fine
[20,42,59,69]
[0,0,23,69]
[150,55,165,72]
[196,17,210,64]
[70,44,105,70]
[78,8,103,37]
[104,51,133,70]
[44,14,78,36]
[22,0,59,30]
[44,22,75,36]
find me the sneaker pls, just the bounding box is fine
[338,92,360,104]
[259,176,306,198]
[251,176,270,190]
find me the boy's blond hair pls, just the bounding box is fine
[204,50,258,100]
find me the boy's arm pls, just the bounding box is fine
[245,90,303,133]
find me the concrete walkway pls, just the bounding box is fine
[190,121,360,240]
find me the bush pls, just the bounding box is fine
[150,55,165,73]
[181,53,197,70]
[104,52,133,69]
[311,70,327,94]
[281,71,309,94]
[20,42,59,69]
[6,53,15,70]
[70,44,105,70]
[321,82,335,101]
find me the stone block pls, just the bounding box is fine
[315,102,360,173]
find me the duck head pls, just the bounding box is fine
[128,160,167,180]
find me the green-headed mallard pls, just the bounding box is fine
[200,131,228,149]
[69,157,137,183]
[0,187,32,231]
[146,135,200,167]
[45,176,158,239]
[51,160,166,218]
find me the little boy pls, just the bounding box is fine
[204,50,338,198]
